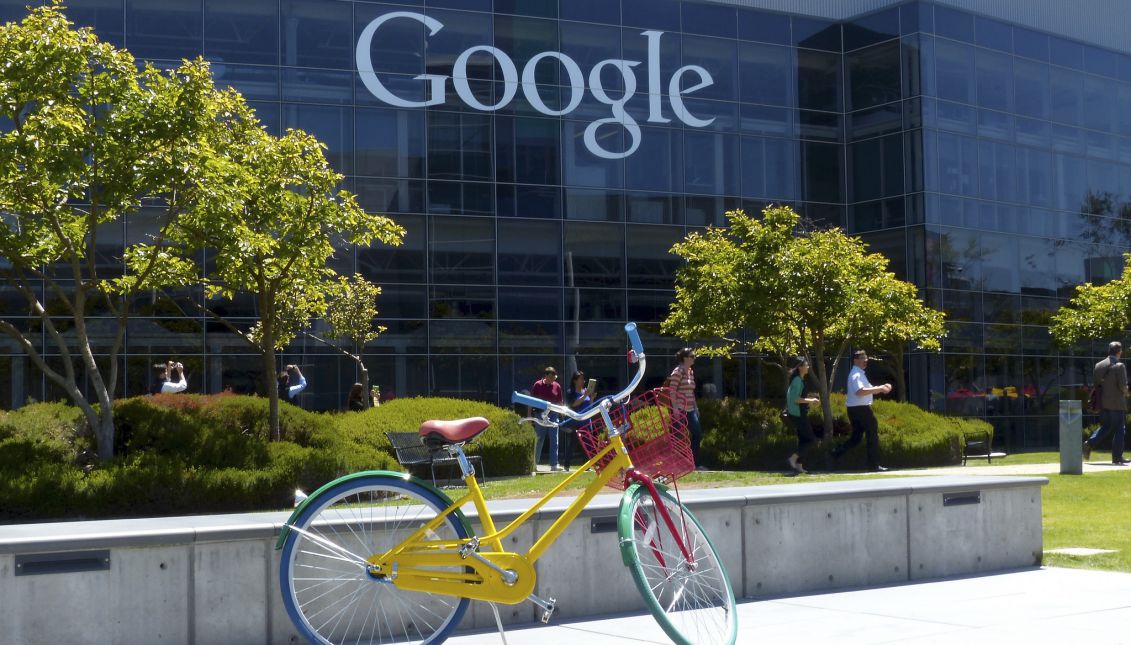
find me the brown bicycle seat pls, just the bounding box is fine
[418,417,490,444]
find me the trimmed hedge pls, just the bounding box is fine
[337,397,533,478]
[0,394,531,522]
[699,394,978,470]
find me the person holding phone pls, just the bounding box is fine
[560,370,595,471]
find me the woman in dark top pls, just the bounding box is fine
[560,371,593,471]
[347,383,367,411]
[785,357,819,474]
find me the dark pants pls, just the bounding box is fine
[1087,409,1127,461]
[558,428,576,469]
[835,405,881,469]
[790,413,816,456]
[685,409,703,465]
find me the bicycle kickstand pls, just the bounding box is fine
[528,592,557,623]
[487,601,509,645]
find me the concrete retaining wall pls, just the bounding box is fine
[0,475,1045,645]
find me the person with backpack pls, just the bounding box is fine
[1084,341,1129,464]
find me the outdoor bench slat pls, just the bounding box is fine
[385,431,485,487]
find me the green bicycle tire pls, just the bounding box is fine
[618,483,738,645]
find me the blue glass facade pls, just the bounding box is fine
[2,0,1129,450]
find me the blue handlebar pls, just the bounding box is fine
[625,322,644,356]
[512,391,549,410]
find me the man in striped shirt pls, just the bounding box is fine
[665,347,705,470]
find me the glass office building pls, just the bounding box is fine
[2,0,1130,450]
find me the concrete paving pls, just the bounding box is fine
[876,460,1124,477]
[447,566,1131,644]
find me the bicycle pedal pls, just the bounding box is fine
[540,599,556,623]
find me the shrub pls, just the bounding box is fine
[698,394,973,470]
[335,397,533,477]
[0,401,91,466]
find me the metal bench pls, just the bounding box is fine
[385,431,486,487]
[961,428,1007,465]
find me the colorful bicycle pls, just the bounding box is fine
[276,322,737,644]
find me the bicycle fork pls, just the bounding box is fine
[623,469,696,569]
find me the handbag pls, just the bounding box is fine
[1088,383,1103,413]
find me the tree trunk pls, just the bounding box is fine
[892,347,907,402]
[264,345,280,442]
[357,344,371,409]
[813,343,834,442]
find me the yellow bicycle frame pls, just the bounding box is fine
[366,433,634,605]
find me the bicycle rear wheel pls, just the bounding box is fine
[279,474,470,645]
[618,484,737,645]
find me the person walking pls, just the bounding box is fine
[531,366,563,472]
[785,357,819,474]
[831,350,891,472]
[665,348,705,470]
[1084,341,1129,464]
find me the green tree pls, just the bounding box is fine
[306,274,385,409]
[851,273,945,402]
[169,117,404,439]
[1049,254,1131,347]
[664,205,944,438]
[0,4,242,458]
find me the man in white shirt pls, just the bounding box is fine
[159,361,188,394]
[832,350,891,472]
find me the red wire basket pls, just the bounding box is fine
[575,387,695,490]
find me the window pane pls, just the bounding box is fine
[431,285,495,319]
[431,216,495,284]
[797,49,843,112]
[205,0,278,65]
[846,41,901,111]
[356,108,425,178]
[283,104,353,176]
[626,225,682,289]
[499,287,562,320]
[934,40,974,104]
[498,219,562,286]
[285,0,352,69]
[358,214,427,283]
[564,222,624,287]
[975,49,1012,111]
[127,0,202,60]
[739,42,792,107]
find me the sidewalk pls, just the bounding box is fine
[876,460,1122,477]
[447,567,1131,644]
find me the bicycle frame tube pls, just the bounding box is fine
[379,434,633,564]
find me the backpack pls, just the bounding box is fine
[1088,383,1103,413]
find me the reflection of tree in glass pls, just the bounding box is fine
[934,230,988,291]
[1071,190,1131,249]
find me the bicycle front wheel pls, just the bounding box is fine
[279,474,470,645]
[618,484,738,645]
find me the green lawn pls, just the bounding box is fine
[467,451,1131,573]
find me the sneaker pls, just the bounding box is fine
[1114,458,1131,465]
[1083,442,1092,460]
[551,465,565,472]
[795,463,807,474]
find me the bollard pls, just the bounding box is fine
[1059,399,1083,475]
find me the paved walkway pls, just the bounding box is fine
[875,460,1124,477]
[447,567,1131,644]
